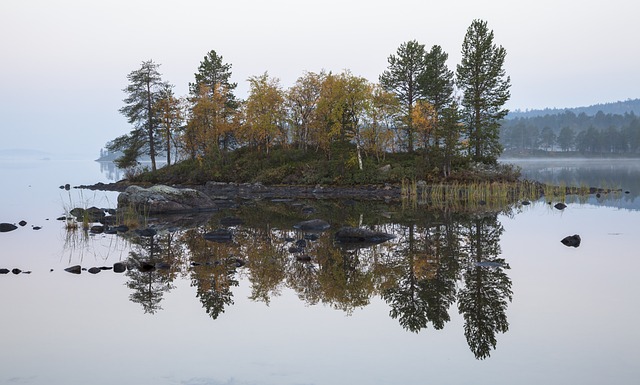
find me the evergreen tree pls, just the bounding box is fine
[557,126,575,151]
[108,60,167,171]
[380,40,427,152]
[457,20,511,164]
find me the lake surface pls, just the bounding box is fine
[1,158,639,385]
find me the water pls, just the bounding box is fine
[1,158,639,385]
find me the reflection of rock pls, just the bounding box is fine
[0,268,9,274]
[335,227,395,244]
[0,223,18,232]
[293,219,330,231]
[88,267,102,274]
[554,203,567,210]
[12,268,22,274]
[18,220,27,226]
[113,262,127,273]
[118,185,216,214]
[65,265,82,274]
[561,234,581,247]
[135,228,157,237]
[204,229,233,242]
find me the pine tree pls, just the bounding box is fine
[456,20,511,164]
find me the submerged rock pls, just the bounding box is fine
[118,185,216,214]
[561,234,581,248]
[0,223,18,233]
[335,227,395,245]
[293,219,331,232]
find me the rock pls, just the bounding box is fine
[293,219,331,232]
[220,216,244,226]
[12,268,22,274]
[304,233,319,241]
[155,262,171,270]
[295,254,312,262]
[521,200,531,205]
[561,234,581,248]
[64,184,71,191]
[288,246,303,253]
[56,216,67,221]
[90,225,104,234]
[99,266,112,271]
[113,262,127,273]
[554,203,567,210]
[0,268,9,274]
[18,220,27,226]
[88,267,101,274]
[117,185,216,214]
[104,227,118,235]
[295,239,307,248]
[228,257,246,268]
[65,265,82,274]
[0,223,18,233]
[301,206,316,214]
[138,262,156,272]
[114,225,129,233]
[335,227,395,245]
[204,229,233,242]
[135,228,157,237]
[32,226,42,230]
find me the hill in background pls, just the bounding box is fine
[508,98,640,119]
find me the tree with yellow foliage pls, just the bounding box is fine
[242,72,287,154]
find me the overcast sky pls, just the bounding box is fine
[1,0,638,157]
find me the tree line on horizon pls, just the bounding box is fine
[500,109,640,153]
[107,19,511,179]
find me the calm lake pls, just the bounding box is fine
[0,157,639,385]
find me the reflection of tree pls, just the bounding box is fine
[182,228,237,320]
[382,218,459,332]
[457,213,512,359]
[125,233,179,314]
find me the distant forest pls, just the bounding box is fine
[500,99,640,155]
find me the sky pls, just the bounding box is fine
[1,0,639,157]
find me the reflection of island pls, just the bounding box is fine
[114,201,514,359]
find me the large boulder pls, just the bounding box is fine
[118,185,216,214]
[335,227,395,245]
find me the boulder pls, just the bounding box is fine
[293,219,330,232]
[561,234,581,248]
[521,200,531,205]
[117,185,216,214]
[0,223,18,233]
[12,268,22,274]
[335,227,395,245]
[90,225,104,234]
[87,267,101,274]
[0,268,10,274]
[18,220,27,227]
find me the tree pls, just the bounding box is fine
[419,45,455,158]
[557,126,575,151]
[456,20,511,164]
[286,71,325,150]
[155,84,184,165]
[188,50,239,152]
[362,85,398,160]
[440,102,463,177]
[108,60,168,171]
[539,126,556,151]
[380,40,427,152]
[242,72,287,154]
